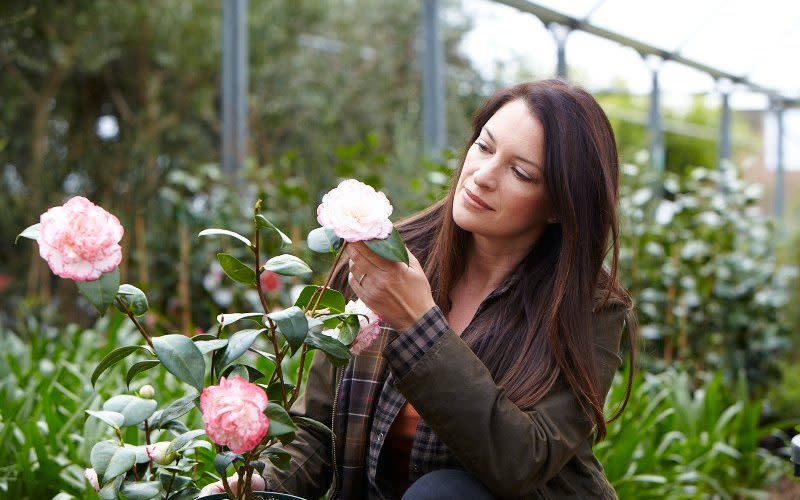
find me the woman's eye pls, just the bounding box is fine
[475,141,489,153]
[512,167,533,182]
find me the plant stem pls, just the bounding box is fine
[221,472,235,500]
[266,317,288,405]
[290,344,309,406]
[115,297,154,348]
[309,243,347,316]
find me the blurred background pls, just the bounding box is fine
[1,0,799,498]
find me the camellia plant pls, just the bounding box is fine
[15,179,408,499]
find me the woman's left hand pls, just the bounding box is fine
[345,242,436,332]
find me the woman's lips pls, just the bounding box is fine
[463,188,493,210]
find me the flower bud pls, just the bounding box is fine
[138,384,155,399]
[145,441,177,465]
[83,468,100,492]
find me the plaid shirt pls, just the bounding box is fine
[332,272,520,500]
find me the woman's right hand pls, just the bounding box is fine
[198,471,266,497]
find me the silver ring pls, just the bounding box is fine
[358,273,367,285]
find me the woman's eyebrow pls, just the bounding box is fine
[483,126,542,172]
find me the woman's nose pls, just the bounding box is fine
[472,160,499,190]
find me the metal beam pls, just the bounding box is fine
[774,105,785,218]
[422,0,446,158]
[494,0,798,106]
[718,91,731,167]
[648,67,665,174]
[549,23,569,79]
[222,0,248,175]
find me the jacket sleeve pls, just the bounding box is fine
[382,302,627,498]
[261,349,336,500]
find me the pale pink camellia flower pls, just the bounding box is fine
[83,468,100,492]
[317,179,393,242]
[198,471,267,497]
[346,298,382,356]
[200,376,269,454]
[37,196,124,281]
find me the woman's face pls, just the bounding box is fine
[453,99,554,248]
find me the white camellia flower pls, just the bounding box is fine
[316,179,393,242]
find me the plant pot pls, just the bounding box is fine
[199,492,305,500]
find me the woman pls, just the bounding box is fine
[266,80,637,499]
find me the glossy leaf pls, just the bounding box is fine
[293,416,335,438]
[198,228,252,248]
[216,328,266,370]
[263,447,291,471]
[254,214,292,246]
[216,312,264,328]
[86,410,125,430]
[304,330,351,366]
[267,306,308,354]
[102,395,157,427]
[263,254,312,277]
[216,253,256,285]
[364,227,408,264]
[265,402,299,438]
[120,481,162,500]
[194,338,228,354]
[103,445,136,482]
[92,345,152,387]
[213,451,242,477]
[76,268,120,315]
[126,360,160,388]
[152,335,205,391]
[264,382,295,402]
[15,223,40,244]
[148,394,199,429]
[167,429,206,455]
[294,285,345,314]
[307,226,342,253]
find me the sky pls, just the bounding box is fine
[458,0,800,169]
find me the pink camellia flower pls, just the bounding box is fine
[346,298,382,356]
[260,270,281,293]
[83,468,100,492]
[37,196,124,281]
[198,472,267,497]
[317,179,393,242]
[200,376,269,454]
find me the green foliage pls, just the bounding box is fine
[618,160,793,393]
[596,369,788,498]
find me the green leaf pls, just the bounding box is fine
[216,253,256,285]
[198,228,252,247]
[120,481,162,500]
[103,445,137,482]
[91,440,120,477]
[364,227,408,264]
[147,394,199,429]
[102,395,158,427]
[265,402,299,438]
[221,364,266,383]
[307,227,343,253]
[216,328,266,370]
[263,447,292,471]
[267,307,308,354]
[86,410,125,430]
[213,451,242,477]
[263,254,312,277]
[254,214,292,246]
[116,284,149,316]
[15,223,40,244]
[304,330,351,366]
[125,444,151,464]
[216,312,264,328]
[294,285,346,314]
[293,416,335,438]
[337,315,361,346]
[167,429,206,455]
[263,382,295,402]
[76,268,121,315]
[152,335,206,391]
[250,348,277,364]
[98,474,124,500]
[249,460,266,475]
[126,360,160,388]
[194,338,228,354]
[92,345,152,387]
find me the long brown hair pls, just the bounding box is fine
[336,80,637,440]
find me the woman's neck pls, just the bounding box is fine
[458,235,531,295]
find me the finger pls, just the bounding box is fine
[349,241,392,271]
[348,271,365,294]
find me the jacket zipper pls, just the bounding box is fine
[329,366,345,499]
